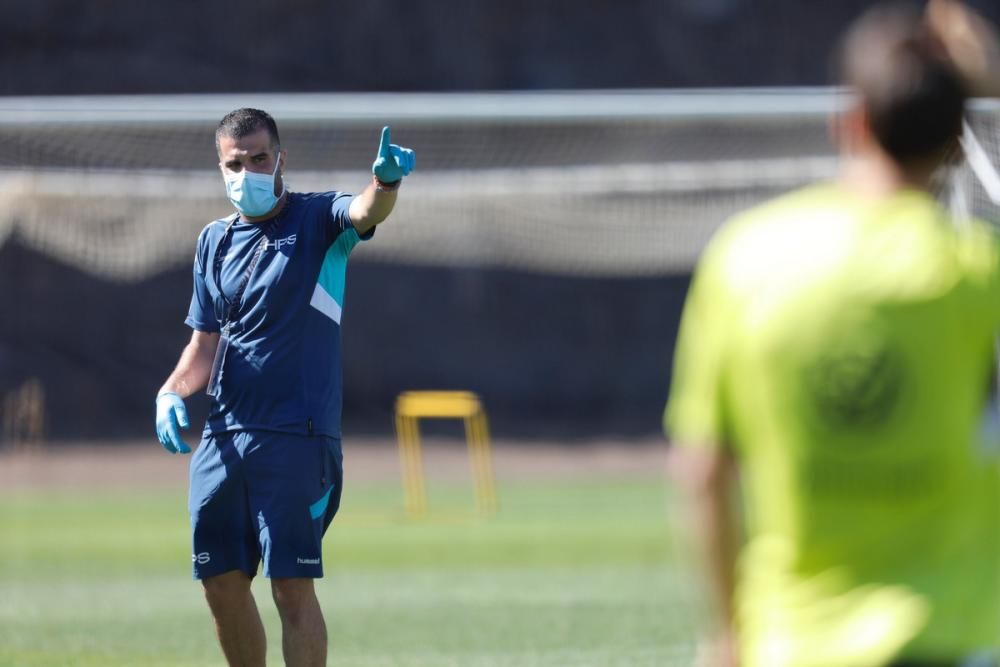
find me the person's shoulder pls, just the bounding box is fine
[295,191,353,204]
[196,213,238,247]
[706,184,839,261]
[953,215,1000,242]
[731,183,842,232]
[952,215,1000,279]
[288,192,355,222]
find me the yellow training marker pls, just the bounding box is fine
[394,391,497,518]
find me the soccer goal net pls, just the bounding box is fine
[949,100,1000,224]
[0,89,859,282]
[4,90,999,283]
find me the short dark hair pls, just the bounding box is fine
[838,3,967,166]
[215,108,281,153]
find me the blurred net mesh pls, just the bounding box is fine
[2,91,997,282]
[0,91,841,281]
[944,103,1000,225]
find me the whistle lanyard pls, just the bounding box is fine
[212,218,275,334]
[205,218,275,398]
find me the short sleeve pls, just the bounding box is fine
[664,239,733,448]
[184,227,221,333]
[326,192,374,245]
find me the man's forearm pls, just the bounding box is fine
[159,336,217,398]
[694,469,740,632]
[670,446,741,635]
[349,181,398,234]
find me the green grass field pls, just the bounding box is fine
[0,452,701,666]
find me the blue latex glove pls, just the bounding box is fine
[155,392,191,454]
[371,126,415,184]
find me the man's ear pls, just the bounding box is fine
[829,103,869,156]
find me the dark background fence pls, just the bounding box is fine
[7,1,999,96]
[0,238,692,440]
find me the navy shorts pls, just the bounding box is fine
[188,430,343,580]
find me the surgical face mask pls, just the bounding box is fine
[222,151,284,217]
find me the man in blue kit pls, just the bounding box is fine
[154,107,414,667]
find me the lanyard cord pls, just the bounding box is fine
[213,216,278,331]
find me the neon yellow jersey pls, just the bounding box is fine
[666,183,1000,666]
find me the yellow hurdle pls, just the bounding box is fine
[394,391,498,518]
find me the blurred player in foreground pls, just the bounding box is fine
[153,108,414,667]
[666,3,1000,666]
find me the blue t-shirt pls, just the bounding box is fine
[185,191,369,438]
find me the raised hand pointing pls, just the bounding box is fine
[372,126,415,185]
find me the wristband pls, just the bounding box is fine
[373,175,402,192]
